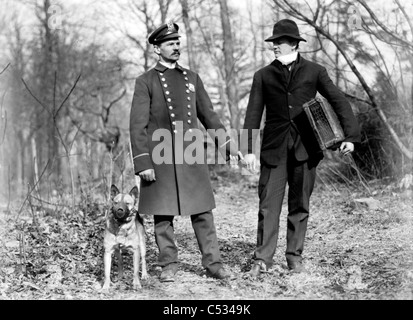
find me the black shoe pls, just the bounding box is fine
[248,261,266,278]
[287,261,305,273]
[206,267,234,280]
[160,263,179,282]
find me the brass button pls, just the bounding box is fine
[172,121,176,125]
[183,71,187,75]
[187,97,191,101]
[169,106,173,110]
[187,105,191,109]
[162,78,166,82]
[186,90,190,94]
[185,77,189,81]
[164,84,168,88]
[167,98,172,102]
[166,91,170,95]
[174,130,178,134]
[187,120,192,124]
[171,113,175,118]
[289,105,293,109]
[188,112,192,116]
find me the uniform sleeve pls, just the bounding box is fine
[242,71,265,154]
[129,76,154,174]
[317,67,361,144]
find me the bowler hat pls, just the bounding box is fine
[148,22,181,45]
[265,19,306,42]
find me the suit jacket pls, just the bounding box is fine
[130,62,229,216]
[243,54,361,167]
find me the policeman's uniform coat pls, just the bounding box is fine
[130,62,227,216]
[244,54,361,167]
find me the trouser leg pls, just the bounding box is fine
[191,211,222,274]
[285,161,316,263]
[154,215,178,267]
[254,164,288,269]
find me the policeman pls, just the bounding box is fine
[130,22,239,282]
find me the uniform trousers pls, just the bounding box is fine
[254,133,317,269]
[154,211,222,274]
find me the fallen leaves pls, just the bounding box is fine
[0,179,412,300]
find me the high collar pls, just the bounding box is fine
[154,62,185,73]
[272,52,301,68]
[276,51,298,66]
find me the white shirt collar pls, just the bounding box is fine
[159,61,177,69]
[276,51,298,66]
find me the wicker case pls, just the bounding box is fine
[302,97,345,150]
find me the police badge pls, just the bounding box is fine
[188,83,195,92]
[167,21,176,34]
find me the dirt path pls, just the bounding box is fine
[0,178,412,300]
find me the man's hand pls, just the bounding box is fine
[243,154,258,172]
[339,142,354,156]
[139,169,156,182]
[229,151,244,167]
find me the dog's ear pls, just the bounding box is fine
[110,185,120,200]
[129,186,139,200]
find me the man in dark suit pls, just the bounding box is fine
[130,22,239,282]
[242,19,361,277]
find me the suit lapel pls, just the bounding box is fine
[288,54,304,89]
[270,60,288,90]
[271,55,304,90]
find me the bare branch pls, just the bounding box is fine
[357,0,413,50]
[16,159,52,221]
[0,63,10,75]
[104,88,127,123]
[343,92,372,105]
[21,78,51,117]
[394,0,413,35]
[55,74,82,117]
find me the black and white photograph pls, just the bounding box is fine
[0,0,412,305]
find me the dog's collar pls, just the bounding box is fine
[114,209,137,224]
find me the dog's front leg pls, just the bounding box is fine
[102,249,113,290]
[116,248,123,279]
[132,248,142,290]
[140,238,148,280]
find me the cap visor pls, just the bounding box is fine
[154,33,181,44]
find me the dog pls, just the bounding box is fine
[102,185,148,290]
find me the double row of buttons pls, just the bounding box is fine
[183,71,192,127]
[159,71,194,134]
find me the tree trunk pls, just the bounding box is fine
[179,0,196,71]
[218,0,239,129]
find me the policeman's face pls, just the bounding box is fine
[272,37,297,58]
[155,39,181,63]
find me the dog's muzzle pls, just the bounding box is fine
[112,204,131,222]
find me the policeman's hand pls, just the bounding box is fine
[243,154,257,172]
[340,142,354,156]
[139,169,156,182]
